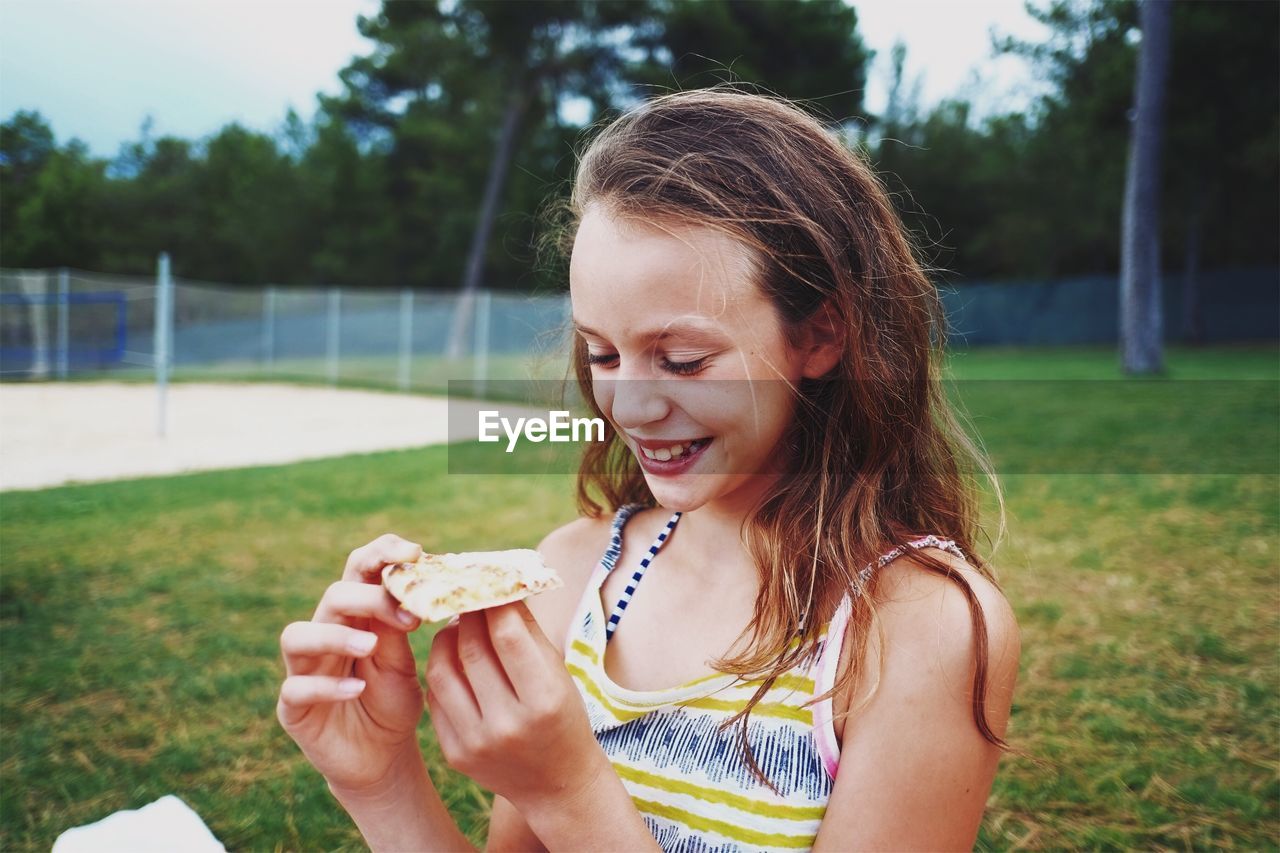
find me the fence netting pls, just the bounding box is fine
[3,265,1275,387]
[0,268,574,391]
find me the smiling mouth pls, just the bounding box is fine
[637,437,712,461]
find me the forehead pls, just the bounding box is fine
[569,207,762,322]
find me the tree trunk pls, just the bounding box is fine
[1120,0,1173,374]
[445,85,533,360]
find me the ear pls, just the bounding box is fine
[797,302,844,379]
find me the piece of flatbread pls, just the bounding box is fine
[382,549,563,622]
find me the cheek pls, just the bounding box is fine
[733,386,797,446]
[591,379,615,419]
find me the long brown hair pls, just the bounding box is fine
[554,87,1007,785]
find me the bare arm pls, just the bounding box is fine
[428,517,659,851]
[330,749,474,852]
[813,552,1021,851]
[277,534,475,852]
[484,796,544,853]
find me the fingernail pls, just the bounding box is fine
[338,678,366,696]
[348,632,377,654]
[397,609,419,627]
[446,615,461,629]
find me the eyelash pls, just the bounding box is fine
[586,352,707,376]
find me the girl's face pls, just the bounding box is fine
[570,207,835,515]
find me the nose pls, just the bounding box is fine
[598,377,672,431]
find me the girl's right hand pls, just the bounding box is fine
[277,534,427,794]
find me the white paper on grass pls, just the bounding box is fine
[52,794,225,853]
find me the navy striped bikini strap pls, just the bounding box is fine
[598,503,643,574]
[604,507,681,642]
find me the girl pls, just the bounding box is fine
[277,88,1020,851]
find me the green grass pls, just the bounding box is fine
[0,449,579,851]
[2,345,1277,850]
[946,343,1279,380]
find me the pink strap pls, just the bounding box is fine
[811,596,851,779]
[810,536,968,780]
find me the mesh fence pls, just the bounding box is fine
[1,269,158,378]
[2,265,1274,387]
[0,268,574,391]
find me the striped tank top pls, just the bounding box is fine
[564,504,968,852]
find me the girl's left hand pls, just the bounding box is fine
[425,601,606,813]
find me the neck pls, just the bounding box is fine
[669,478,775,587]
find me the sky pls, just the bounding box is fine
[0,0,1052,160]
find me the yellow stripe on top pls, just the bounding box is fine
[630,797,816,849]
[564,663,648,723]
[680,696,814,724]
[732,673,817,696]
[613,764,827,821]
[571,639,817,704]
[566,504,843,852]
[570,638,600,665]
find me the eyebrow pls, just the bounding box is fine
[572,318,729,344]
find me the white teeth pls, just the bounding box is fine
[638,441,695,461]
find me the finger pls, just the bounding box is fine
[425,624,481,722]
[425,682,464,768]
[343,534,423,583]
[484,601,554,704]
[277,674,367,726]
[314,580,422,632]
[457,610,518,711]
[280,621,377,676]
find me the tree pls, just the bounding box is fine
[994,0,1139,276]
[329,0,875,355]
[9,139,107,269]
[630,0,871,123]
[1160,0,1279,343]
[294,110,395,287]
[880,40,923,142]
[0,111,57,266]
[99,135,199,275]
[1119,0,1172,374]
[329,0,656,354]
[989,0,1277,288]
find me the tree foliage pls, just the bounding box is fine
[0,0,1274,291]
[876,0,1277,282]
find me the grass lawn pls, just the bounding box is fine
[1,345,1277,850]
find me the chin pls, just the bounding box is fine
[643,484,708,514]
[638,473,719,513]
[641,472,760,515]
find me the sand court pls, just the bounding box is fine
[0,382,499,491]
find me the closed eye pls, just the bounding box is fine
[660,357,706,376]
[586,352,708,376]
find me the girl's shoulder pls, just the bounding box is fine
[527,514,618,654]
[875,541,1005,599]
[828,543,1021,744]
[870,544,1019,662]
